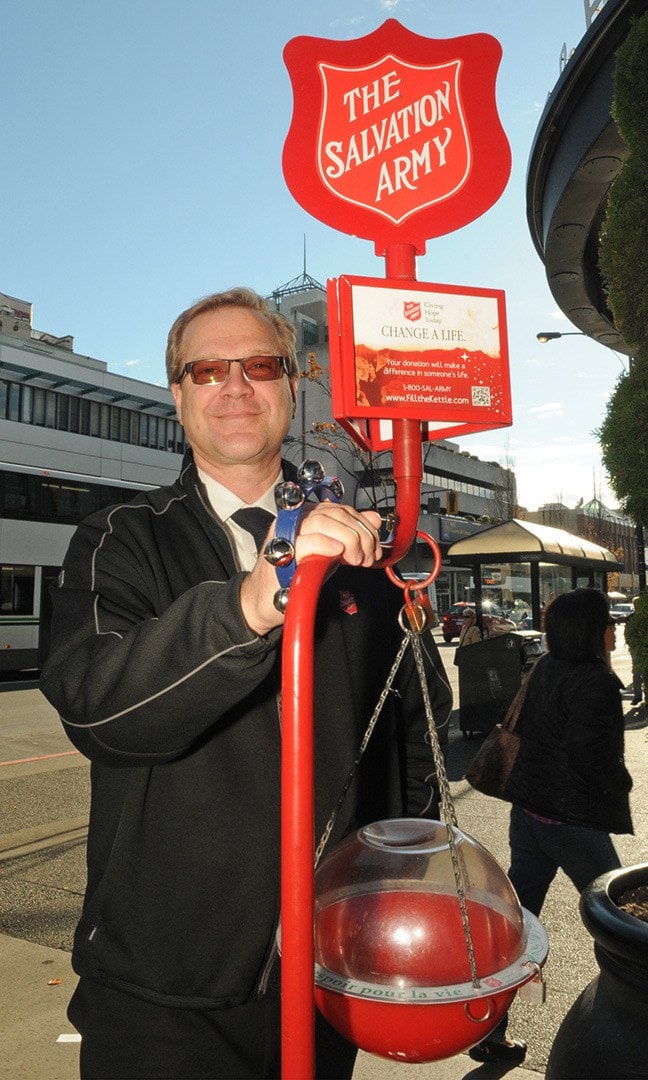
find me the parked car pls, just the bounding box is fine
[441,601,516,643]
[508,606,533,629]
[610,602,634,623]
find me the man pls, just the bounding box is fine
[41,287,452,1080]
[627,596,644,705]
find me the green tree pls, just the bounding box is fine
[597,364,648,525]
[597,12,648,524]
[597,12,648,688]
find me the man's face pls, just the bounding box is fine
[171,306,297,476]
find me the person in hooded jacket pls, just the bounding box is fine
[469,587,633,1065]
[40,287,452,1080]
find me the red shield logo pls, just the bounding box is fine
[283,21,511,251]
[317,57,470,226]
[403,300,422,321]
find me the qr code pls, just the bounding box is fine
[471,385,491,407]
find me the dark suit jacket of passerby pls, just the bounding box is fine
[504,652,633,834]
[40,451,452,1013]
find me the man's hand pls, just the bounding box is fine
[239,504,382,635]
[293,503,382,566]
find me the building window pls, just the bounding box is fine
[0,377,185,454]
[100,403,110,439]
[57,394,70,431]
[128,411,140,445]
[79,399,91,435]
[33,387,46,426]
[2,472,36,516]
[20,385,33,423]
[69,397,80,433]
[0,565,35,616]
[89,401,101,438]
[302,317,318,348]
[7,383,20,421]
[110,406,121,442]
[45,390,56,429]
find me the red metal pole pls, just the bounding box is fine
[280,239,424,1078]
[383,242,418,280]
[383,418,422,565]
[377,242,422,567]
[281,554,332,1079]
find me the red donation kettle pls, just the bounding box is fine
[313,818,548,1062]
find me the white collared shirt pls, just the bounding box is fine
[197,468,279,571]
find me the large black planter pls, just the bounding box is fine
[546,863,648,1079]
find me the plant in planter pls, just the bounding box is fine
[617,883,648,923]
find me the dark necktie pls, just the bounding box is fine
[230,507,274,554]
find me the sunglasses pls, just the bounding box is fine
[178,355,289,385]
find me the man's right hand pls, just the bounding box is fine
[239,504,382,635]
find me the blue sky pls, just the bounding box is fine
[1,0,624,510]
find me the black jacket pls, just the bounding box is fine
[41,452,452,1010]
[504,652,633,834]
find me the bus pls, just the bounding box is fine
[0,463,154,672]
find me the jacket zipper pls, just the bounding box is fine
[193,469,283,1001]
[255,936,279,998]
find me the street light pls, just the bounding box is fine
[536,330,628,370]
[536,331,585,343]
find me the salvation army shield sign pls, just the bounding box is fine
[317,56,471,227]
[283,20,511,252]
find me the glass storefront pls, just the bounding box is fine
[477,560,609,626]
[481,562,570,609]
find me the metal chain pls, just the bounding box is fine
[409,631,480,988]
[314,632,411,868]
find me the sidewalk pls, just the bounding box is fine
[1,628,645,1078]
[0,933,539,1080]
[0,934,80,1080]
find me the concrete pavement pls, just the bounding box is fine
[1,625,646,1079]
[0,933,536,1080]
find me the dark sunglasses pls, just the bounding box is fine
[178,355,289,385]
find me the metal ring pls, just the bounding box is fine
[384,530,443,592]
[464,997,496,1024]
[397,602,429,634]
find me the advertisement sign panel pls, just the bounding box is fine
[328,276,511,450]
